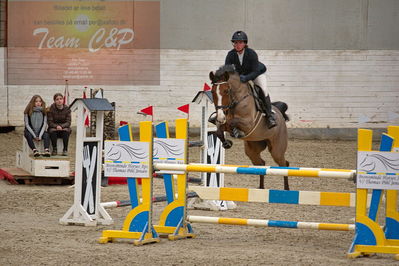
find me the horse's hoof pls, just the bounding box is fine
[223,140,233,149]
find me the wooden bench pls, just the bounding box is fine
[16,138,70,177]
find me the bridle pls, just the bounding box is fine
[213,81,231,111]
[213,80,251,113]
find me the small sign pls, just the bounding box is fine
[81,141,98,215]
[104,141,150,178]
[153,138,185,174]
[205,132,223,187]
[357,151,399,190]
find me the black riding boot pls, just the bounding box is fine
[263,95,277,129]
[231,127,245,138]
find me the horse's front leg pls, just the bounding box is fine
[229,117,246,139]
[215,125,233,149]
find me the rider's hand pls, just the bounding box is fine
[240,75,247,83]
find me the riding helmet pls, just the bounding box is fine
[231,31,248,43]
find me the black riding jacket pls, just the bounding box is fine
[225,47,266,82]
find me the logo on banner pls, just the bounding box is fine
[357,151,399,190]
[153,138,185,174]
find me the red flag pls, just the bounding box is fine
[203,83,211,91]
[140,106,153,116]
[63,80,70,106]
[177,104,189,114]
[83,87,90,127]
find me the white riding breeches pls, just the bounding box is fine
[254,73,269,97]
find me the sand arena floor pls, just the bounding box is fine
[0,129,397,265]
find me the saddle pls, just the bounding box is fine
[247,81,288,119]
[247,81,266,113]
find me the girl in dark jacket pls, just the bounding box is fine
[23,95,51,157]
[47,93,71,156]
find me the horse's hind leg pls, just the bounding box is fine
[244,141,267,189]
[269,141,290,190]
[283,161,290,190]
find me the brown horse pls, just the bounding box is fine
[209,65,290,190]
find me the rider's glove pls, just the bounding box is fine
[239,75,247,83]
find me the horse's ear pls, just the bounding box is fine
[209,71,215,82]
[224,72,230,81]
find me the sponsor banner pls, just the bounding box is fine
[104,141,150,178]
[357,151,399,190]
[153,138,185,174]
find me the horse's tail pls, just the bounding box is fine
[272,101,289,121]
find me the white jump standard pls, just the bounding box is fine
[59,98,114,226]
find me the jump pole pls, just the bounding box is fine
[187,216,355,231]
[188,186,367,207]
[154,163,356,179]
[101,192,199,209]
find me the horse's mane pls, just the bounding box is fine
[214,64,236,79]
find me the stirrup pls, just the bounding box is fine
[208,112,217,125]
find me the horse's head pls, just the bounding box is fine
[209,65,240,125]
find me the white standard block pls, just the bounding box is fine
[17,138,70,177]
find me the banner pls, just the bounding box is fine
[357,151,399,190]
[7,1,160,85]
[104,141,150,178]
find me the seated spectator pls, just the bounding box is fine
[24,95,51,157]
[47,93,71,156]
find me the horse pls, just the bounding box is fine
[209,64,290,190]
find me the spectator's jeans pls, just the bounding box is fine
[49,130,70,151]
[24,129,50,150]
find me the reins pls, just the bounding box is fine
[213,81,251,113]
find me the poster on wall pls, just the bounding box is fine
[7,1,160,85]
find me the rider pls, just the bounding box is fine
[210,31,277,129]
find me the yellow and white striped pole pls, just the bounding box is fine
[154,163,355,179]
[188,216,355,231]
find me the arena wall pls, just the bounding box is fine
[1,49,398,129]
[0,0,398,132]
